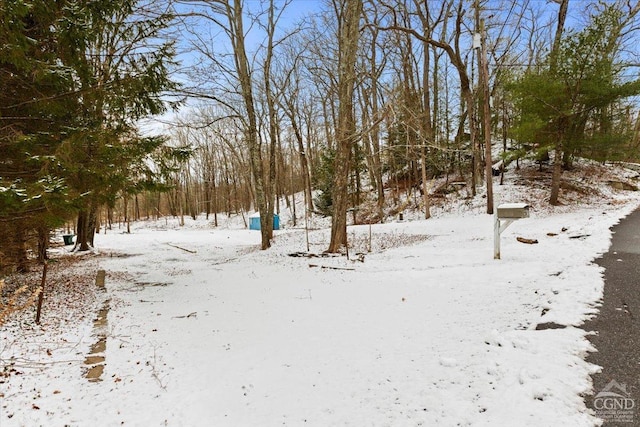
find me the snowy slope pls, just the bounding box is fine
[1,162,640,426]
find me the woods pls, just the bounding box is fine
[1,0,178,272]
[2,0,640,271]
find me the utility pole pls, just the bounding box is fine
[474,0,494,214]
[480,18,494,214]
[470,0,481,192]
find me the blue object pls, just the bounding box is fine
[249,216,260,230]
[249,214,280,230]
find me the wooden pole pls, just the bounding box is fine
[35,261,47,324]
[480,18,494,214]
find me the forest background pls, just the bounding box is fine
[1,0,640,273]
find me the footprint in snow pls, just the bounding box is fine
[439,357,459,367]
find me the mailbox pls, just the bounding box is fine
[497,203,530,219]
[494,202,531,259]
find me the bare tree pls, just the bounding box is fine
[272,36,315,214]
[359,5,388,222]
[180,0,298,248]
[327,0,363,253]
[377,0,481,196]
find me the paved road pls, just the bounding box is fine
[584,208,640,426]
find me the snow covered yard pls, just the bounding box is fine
[2,172,640,426]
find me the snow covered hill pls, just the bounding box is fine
[1,161,640,426]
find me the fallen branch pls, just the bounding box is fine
[173,312,197,319]
[150,346,167,391]
[288,252,341,258]
[308,264,356,271]
[516,237,538,245]
[568,234,591,240]
[166,243,197,254]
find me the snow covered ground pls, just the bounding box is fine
[2,163,640,426]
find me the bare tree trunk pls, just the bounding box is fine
[88,203,98,247]
[550,143,563,205]
[420,145,431,220]
[419,9,434,220]
[123,197,131,233]
[76,210,91,251]
[548,0,569,205]
[550,0,569,71]
[289,143,297,226]
[211,166,219,227]
[288,105,314,213]
[37,226,49,264]
[226,0,271,249]
[357,16,384,222]
[107,205,114,230]
[156,192,161,220]
[264,0,280,241]
[367,24,385,223]
[328,0,363,253]
[204,177,211,220]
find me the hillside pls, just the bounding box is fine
[1,161,639,426]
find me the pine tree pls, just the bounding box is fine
[509,4,640,205]
[0,1,79,271]
[0,0,179,271]
[56,0,179,250]
[312,148,336,216]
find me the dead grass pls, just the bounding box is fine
[347,230,432,254]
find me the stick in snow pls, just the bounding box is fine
[166,243,197,253]
[308,264,356,271]
[173,312,197,319]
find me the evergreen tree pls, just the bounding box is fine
[0,0,179,271]
[509,4,640,205]
[312,148,336,216]
[57,0,179,250]
[0,1,79,271]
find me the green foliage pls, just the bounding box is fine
[0,181,27,213]
[0,0,180,261]
[0,1,78,225]
[152,144,195,192]
[312,147,336,216]
[508,4,640,163]
[58,0,179,241]
[500,148,527,166]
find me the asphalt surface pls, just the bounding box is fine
[584,208,640,426]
